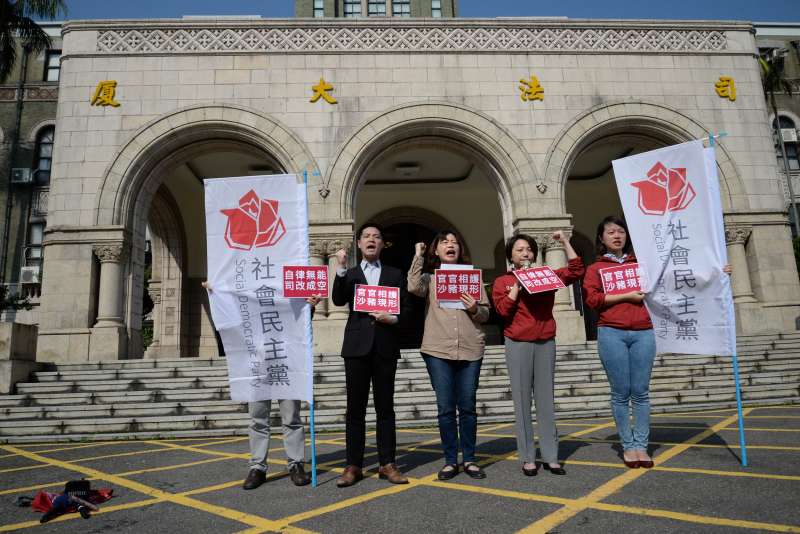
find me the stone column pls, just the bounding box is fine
[325,239,351,320]
[143,282,162,359]
[309,240,328,319]
[90,242,129,360]
[725,226,756,303]
[542,235,574,311]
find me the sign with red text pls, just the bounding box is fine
[283,265,329,298]
[433,269,482,302]
[599,263,642,295]
[353,284,400,314]
[514,266,565,294]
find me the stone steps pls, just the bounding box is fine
[1,332,799,442]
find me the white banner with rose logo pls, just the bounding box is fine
[612,140,734,356]
[204,174,313,403]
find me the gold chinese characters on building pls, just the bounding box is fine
[310,78,337,104]
[90,80,120,107]
[519,76,544,102]
[715,76,736,102]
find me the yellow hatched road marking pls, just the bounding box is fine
[0,445,317,534]
[559,436,800,451]
[517,409,752,533]
[0,463,49,474]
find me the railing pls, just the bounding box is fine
[33,187,49,217]
[1,283,41,303]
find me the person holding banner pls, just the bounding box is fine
[407,230,491,481]
[583,215,732,469]
[202,281,319,489]
[582,216,655,469]
[492,231,583,477]
[332,223,408,487]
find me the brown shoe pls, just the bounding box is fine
[337,465,363,488]
[242,468,267,490]
[378,463,409,484]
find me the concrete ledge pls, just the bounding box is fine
[0,322,40,394]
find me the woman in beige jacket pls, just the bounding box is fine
[407,230,490,481]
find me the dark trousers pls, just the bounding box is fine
[422,354,482,465]
[344,348,398,467]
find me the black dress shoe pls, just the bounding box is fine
[522,464,538,477]
[243,469,267,490]
[463,463,487,479]
[541,463,566,475]
[437,464,459,480]
[289,463,311,486]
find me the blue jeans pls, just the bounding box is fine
[597,327,656,451]
[422,354,482,465]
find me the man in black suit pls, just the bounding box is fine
[331,223,408,487]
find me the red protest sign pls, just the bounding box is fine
[514,266,566,294]
[283,265,329,298]
[353,284,400,314]
[433,269,482,301]
[598,263,642,295]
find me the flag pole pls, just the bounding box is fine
[303,169,319,487]
[709,134,747,467]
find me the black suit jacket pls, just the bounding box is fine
[331,263,405,359]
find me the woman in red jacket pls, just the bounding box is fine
[582,215,655,469]
[492,231,584,477]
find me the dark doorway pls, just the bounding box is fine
[381,222,436,349]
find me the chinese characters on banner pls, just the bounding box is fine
[352,284,400,314]
[204,175,313,403]
[283,266,329,298]
[513,266,566,294]
[612,140,733,356]
[433,269,482,301]
[598,263,642,295]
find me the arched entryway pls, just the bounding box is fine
[92,104,318,359]
[554,101,750,340]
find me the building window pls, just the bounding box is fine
[774,116,800,172]
[44,50,61,82]
[368,0,386,16]
[313,0,324,17]
[26,222,44,267]
[343,0,361,17]
[393,0,410,16]
[431,0,442,17]
[34,126,54,186]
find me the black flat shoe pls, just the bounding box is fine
[541,463,566,475]
[438,464,459,480]
[463,463,486,479]
[522,464,538,476]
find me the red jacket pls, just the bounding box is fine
[582,255,653,331]
[492,258,585,342]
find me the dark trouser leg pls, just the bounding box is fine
[455,358,482,464]
[423,354,458,465]
[371,352,398,466]
[344,356,372,467]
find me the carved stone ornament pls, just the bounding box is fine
[325,239,352,256]
[309,240,327,257]
[92,242,128,263]
[96,25,727,55]
[724,226,751,246]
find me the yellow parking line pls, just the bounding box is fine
[517,409,751,533]
[720,427,800,433]
[559,436,800,451]
[0,463,49,474]
[0,445,314,534]
[591,502,800,533]
[747,415,800,419]
[0,480,67,496]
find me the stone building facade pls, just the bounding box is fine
[0,23,61,323]
[33,17,800,362]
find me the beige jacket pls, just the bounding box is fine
[407,255,490,361]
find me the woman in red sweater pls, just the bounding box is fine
[582,215,655,469]
[492,231,584,477]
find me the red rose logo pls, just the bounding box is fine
[220,190,286,250]
[631,162,696,216]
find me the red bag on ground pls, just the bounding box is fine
[31,488,113,513]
